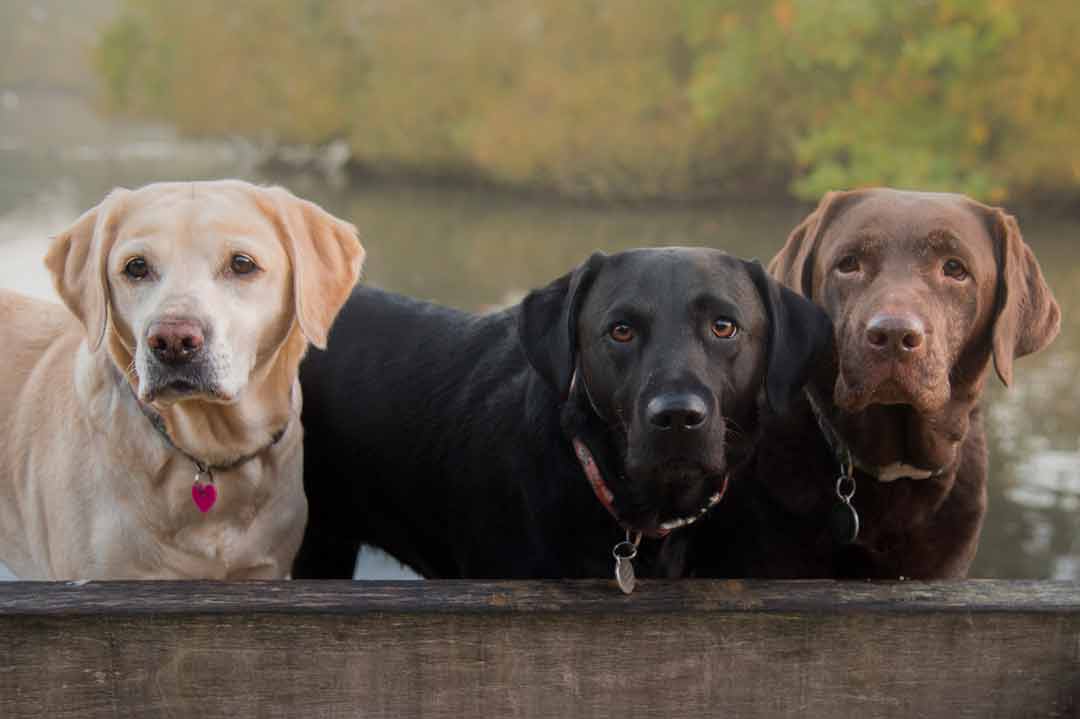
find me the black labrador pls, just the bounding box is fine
[293,247,830,579]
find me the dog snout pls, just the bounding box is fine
[147,318,205,365]
[646,393,709,431]
[865,313,925,358]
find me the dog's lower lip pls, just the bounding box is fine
[870,377,914,401]
[838,371,935,412]
[142,380,229,403]
[871,398,910,407]
[168,380,197,393]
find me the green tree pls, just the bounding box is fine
[685,0,1080,203]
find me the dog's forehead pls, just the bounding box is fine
[589,248,756,308]
[116,183,279,247]
[831,190,992,249]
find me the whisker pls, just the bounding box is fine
[724,417,747,440]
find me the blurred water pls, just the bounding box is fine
[0,137,1077,580]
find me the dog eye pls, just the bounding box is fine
[230,254,258,275]
[711,318,738,339]
[609,323,635,343]
[836,255,860,274]
[123,257,150,280]
[943,258,968,281]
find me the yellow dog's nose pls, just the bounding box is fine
[147,318,205,365]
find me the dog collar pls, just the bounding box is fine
[570,436,727,540]
[804,390,943,483]
[803,389,863,545]
[132,388,288,512]
[804,390,949,545]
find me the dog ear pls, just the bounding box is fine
[746,259,834,416]
[769,190,862,296]
[44,188,130,351]
[519,253,606,397]
[262,187,366,349]
[986,208,1060,386]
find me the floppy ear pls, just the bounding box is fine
[769,190,861,296]
[262,186,365,349]
[518,253,606,397]
[746,259,834,416]
[43,188,130,351]
[986,208,1061,386]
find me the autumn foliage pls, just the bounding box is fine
[98,0,1080,203]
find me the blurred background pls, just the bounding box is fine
[0,0,1078,579]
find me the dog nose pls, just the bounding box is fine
[865,313,925,355]
[147,319,205,365]
[646,393,709,431]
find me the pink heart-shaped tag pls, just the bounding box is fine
[192,482,217,513]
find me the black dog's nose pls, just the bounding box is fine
[646,393,708,430]
[866,313,925,356]
[147,319,205,365]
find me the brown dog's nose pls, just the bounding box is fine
[866,313,925,356]
[147,319,205,365]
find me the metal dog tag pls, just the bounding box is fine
[830,501,859,545]
[613,534,639,595]
[615,555,636,595]
[830,475,859,545]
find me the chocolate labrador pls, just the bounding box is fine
[689,188,1060,579]
[294,248,830,579]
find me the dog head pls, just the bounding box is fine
[771,188,1059,478]
[45,180,364,406]
[521,247,831,534]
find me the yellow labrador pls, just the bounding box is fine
[0,180,364,579]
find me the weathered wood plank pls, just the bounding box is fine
[0,581,1077,719]
[1,579,1078,615]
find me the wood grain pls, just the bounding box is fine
[1,580,1077,718]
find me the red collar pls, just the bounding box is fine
[571,436,728,539]
[572,436,634,531]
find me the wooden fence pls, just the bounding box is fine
[1,580,1077,718]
